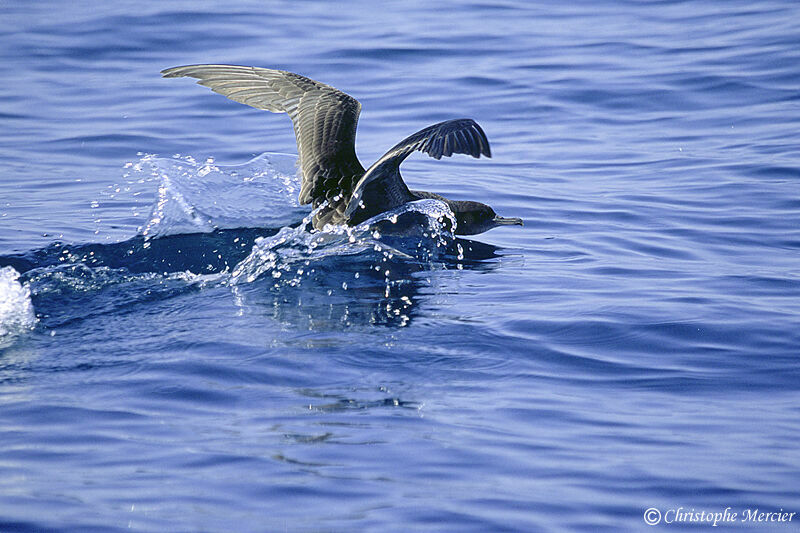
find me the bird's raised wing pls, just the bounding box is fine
[375,118,491,165]
[161,64,365,206]
[345,118,491,219]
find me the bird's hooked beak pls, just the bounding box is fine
[492,215,523,227]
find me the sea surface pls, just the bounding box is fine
[1,1,799,531]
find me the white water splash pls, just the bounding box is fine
[92,150,461,293]
[230,199,456,285]
[0,266,37,337]
[128,152,306,239]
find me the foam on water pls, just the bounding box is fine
[0,266,36,339]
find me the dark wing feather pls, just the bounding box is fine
[161,64,365,206]
[377,118,491,164]
[344,118,491,219]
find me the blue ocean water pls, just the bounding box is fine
[1,1,800,531]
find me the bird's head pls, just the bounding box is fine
[451,200,523,235]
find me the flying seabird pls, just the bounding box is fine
[161,65,523,235]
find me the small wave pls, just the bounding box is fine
[20,262,214,330]
[0,266,37,339]
[23,262,210,296]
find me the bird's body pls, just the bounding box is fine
[162,65,522,235]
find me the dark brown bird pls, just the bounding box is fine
[162,65,523,235]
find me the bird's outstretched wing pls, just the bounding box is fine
[376,118,491,164]
[345,118,491,219]
[161,64,365,207]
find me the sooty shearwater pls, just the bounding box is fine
[162,65,523,235]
